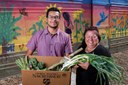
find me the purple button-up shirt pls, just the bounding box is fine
[27,28,73,56]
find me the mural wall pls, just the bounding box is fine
[0,1,91,55]
[92,0,128,48]
[110,6,128,38]
[93,4,110,48]
[0,0,127,55]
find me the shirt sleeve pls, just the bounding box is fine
[26,32,38,51]
[95,44,111,57]
[65,35,73,54]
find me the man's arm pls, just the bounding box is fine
[26,49,33,56]
[65,35,73,57]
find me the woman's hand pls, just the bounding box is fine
[73,64,79,69]
[78,62,90,70]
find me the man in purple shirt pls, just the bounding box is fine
[26,7,73,57]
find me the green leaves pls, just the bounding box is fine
[15,57,29,70]
[15,57,46,70]
[0,4,22,45]
[61,54,124,85]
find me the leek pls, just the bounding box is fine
[61,54,124,85]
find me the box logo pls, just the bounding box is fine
[43,79,50,85]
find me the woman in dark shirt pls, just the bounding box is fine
[76,26,111,85]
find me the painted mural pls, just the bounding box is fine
[110,6,128,38]
[0,3,23,54]
[0,0,127,55]
[93,4,128,48]
[0,1,91,55]
[93,5,110,48]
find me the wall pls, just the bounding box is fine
[0,0,91,55]
[92,0,128,48]
[0,0,127,55]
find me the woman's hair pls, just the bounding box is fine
[63,12,70,26]
[80,26,101,49]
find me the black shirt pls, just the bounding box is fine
[76,44,111,85]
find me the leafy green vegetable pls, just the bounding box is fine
[15,57,29,70]
[61,54,124,85]
[16,57,46,70]
[37,62,46,70]
[29,58,38,70]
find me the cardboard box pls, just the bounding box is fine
[22,56,71,85]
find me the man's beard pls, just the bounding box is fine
[48,23,58,29]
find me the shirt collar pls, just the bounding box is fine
[44,27,60,35]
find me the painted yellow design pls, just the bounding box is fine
[45,4,62,13]
[73,8,84,19]
[72,8,88,43]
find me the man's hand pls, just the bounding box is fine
[26,49,33,56]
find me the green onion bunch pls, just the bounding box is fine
[61,54,124,85]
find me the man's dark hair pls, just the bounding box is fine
[46,7,60,18]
